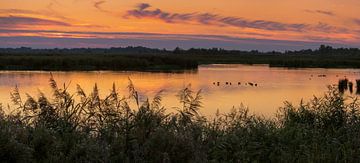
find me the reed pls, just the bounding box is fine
[1,79,360,162]
[338,78,349,93]
[357,79,360,95]
[349,82,354,93]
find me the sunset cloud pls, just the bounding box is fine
[0,29,351,46]
[125,3,347,34]
[304,10,335,16]
[94,0,111,13]
[94,1,106,10]
[0,8,72,21]
[0,35,349,51]
[0,9,39,15]
[0,10,107,29]
[0,0,359,50]
[354,19,360,25]
[0,15,71,28]
[125,3,309,32]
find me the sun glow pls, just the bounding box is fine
[0,0,359,49]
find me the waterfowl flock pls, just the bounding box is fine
[212,81,258,87]
[211,72,359,93]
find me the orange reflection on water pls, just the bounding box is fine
[0,64,359,117]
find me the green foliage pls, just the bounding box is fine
[1,79,360,162]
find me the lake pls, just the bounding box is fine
[0,64,359,117]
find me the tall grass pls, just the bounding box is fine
[1,79,360,162]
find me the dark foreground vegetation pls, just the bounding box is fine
[1,78,360,162]
[1,45,360,71]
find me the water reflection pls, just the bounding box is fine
[0,64,359,117]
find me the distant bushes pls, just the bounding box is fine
[0,54,198,71]
[1,78,360,162]
[1,45,360,71]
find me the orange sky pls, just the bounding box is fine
[0,0,359,50]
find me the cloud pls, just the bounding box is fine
[217,16,307,31]
[94,0,110,13]
[137,3,151,11]
[1,29,272,41]
[94,1,106,10]
[0,8,71,21]
[0,29,354,47]
[0,16,71,28]
[45,1,71,21]
[125,3,346,33]
[311,22,349,33]
[354,19,360,25]
[0,9,108,29]
[303,35,345,43]
[305,9,335,16]
[125,3,195,23]
[0,35,351,51]
[0,9,39,15]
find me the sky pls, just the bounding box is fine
[0,0,360,51]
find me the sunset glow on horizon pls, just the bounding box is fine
[1,0,360,50]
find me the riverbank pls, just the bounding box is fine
[1,46,360,71]
[0,54,198,71]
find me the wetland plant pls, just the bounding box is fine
[349,82,354,93]
[357,79,360,95]
[338,78,349,93]
[1,78,360,162]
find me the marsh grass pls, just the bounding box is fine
[1,78,360,162]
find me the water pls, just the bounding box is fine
[0,64,359,117]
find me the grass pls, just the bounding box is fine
[1,78,360,162]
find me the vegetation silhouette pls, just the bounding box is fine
[349,82,354,93]
[1,78,360,162]
[338,78,349,94]
[1,45,360,71]
[357,80,360,95]
[338,79,360,94]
